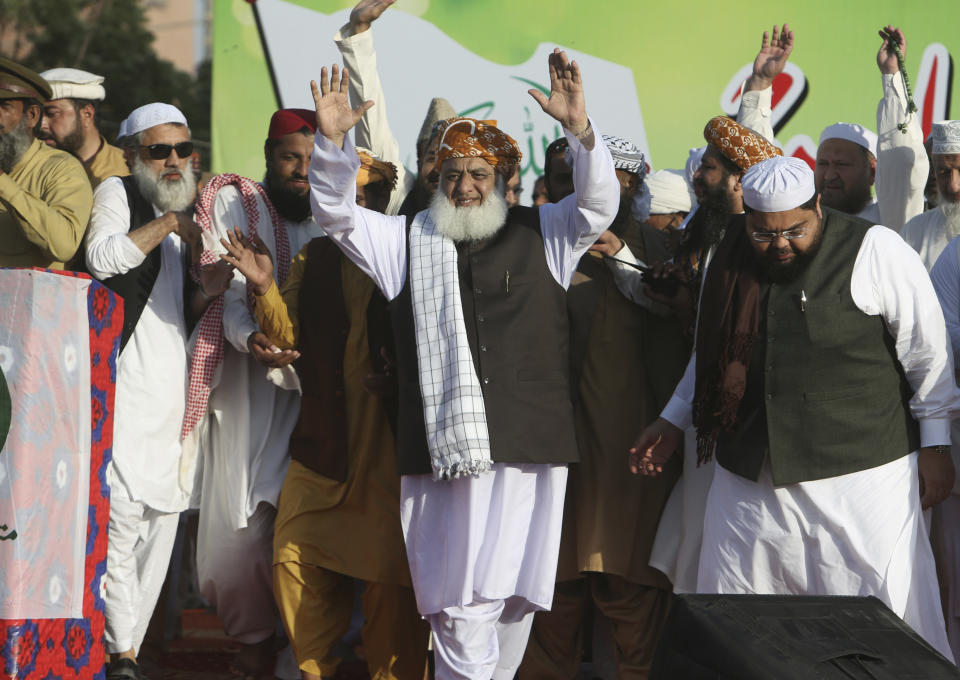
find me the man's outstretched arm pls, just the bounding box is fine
[307,65,407,300]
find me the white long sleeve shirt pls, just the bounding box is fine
[204,185,326,528]
[84,177,192,512]
[334,24,413,217]
[859,73,929,233]
[661,225,959,450]
[308,120,619,300]
[903,207,952,271]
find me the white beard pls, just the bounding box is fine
[132,154,198,213]
[428,185,509,243]
[940,200,960,239]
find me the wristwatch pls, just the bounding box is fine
[933,445,950,455]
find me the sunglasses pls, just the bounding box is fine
[140,141,194,160]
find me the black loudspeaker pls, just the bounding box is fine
[650,594,960,679]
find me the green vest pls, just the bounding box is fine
[714,209,920,484]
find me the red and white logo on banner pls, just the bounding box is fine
[720,62,809,134]
[914,43,954,140]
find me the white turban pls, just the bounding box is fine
[685,146,706,187]
[124,103,188,138]
[646,169,695,214]
[932,121,960,155]
[39,67,106,101]
[819,122,878,157]
[742,156,816,212]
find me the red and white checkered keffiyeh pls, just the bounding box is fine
[182,173,291,441]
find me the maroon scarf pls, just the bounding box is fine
[692,225,761,464]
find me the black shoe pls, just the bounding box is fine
[106,658,144,680]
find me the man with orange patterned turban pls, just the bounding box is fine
[292,47,618,680]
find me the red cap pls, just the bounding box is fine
[267,108,317,141]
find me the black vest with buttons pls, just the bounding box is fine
[389,206,580,476]
[713,209,920,484]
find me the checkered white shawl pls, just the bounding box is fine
[409,210,492,480]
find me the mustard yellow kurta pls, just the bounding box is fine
[256,247,411,586]
[84,135,129,188]
[0,138,93,269]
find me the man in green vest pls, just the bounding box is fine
[631,155,960,660]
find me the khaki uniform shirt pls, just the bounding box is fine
[0,138,93,269]
[84,135,129,188]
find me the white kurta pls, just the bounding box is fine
[928,236,960,660]
[660,224,959,655]
[85,176,192,654]
[307,120,618,618]
[334,23,413,217]
[85,176,192,513]
[904,206,954,270]
[205,186,324,531]
[196,185,325,647]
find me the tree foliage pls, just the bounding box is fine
[0,0,210,163]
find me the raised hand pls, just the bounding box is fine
[528,48,589,138]
[310,65,374,149]
[746,23,794,91]
[349,0,395,34]
[877,25,906,75]
[218,227,275,296]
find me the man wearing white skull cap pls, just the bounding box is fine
[815,27,928,232]
[84,102,233,680]
[903,120,960,270]
[39,68,128,187]
[632,154,960,659]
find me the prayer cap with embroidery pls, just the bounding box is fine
[603,135,647,180]
[647,169,695,214]
[819,122,878,156]
[355,146,397,189]
[931,121,960,155]
[40,68,106,101]
[704,116,781,171]
[417,97,457,150]
[124,103,188,137]
[742,156,816,212]
[0,56,51,101]
[268,108,316,140]
[435,117,521,177]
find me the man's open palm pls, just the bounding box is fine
[529,49,588,134]
[311,65,373,146]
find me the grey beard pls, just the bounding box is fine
[132,154,197,213]
[0,117,32,173]
[428,186,509,243]
[941,201,960,239]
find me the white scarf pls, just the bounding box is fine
[409,210,492,480]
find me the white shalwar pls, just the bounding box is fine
[197,184,326,646]
[85,176,192,653]
[903,206,956,270]
[308,120,618,680]
[928,237,960,660]
[659,224,960,659]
